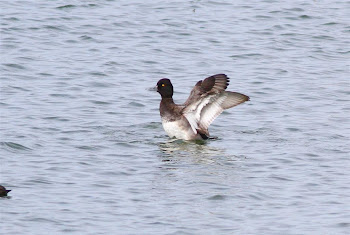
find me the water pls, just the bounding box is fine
[1,0,349,234]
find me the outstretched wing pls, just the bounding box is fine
[182,74,231,134]
[183,74,229,107]
[198,91,249,131]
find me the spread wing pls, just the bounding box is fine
[182,74,249,135]
[183,74,229,107]
[198,91,249,131]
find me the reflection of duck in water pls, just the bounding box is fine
[157,74,249,140]
[158,139,244,168]
[0,185,11,197]
[159,138,226,161]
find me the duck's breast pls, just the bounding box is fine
[161,117,198,140]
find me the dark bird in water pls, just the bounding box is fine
[0,185,11,197]
[156,74,249,140]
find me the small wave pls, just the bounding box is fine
[1,142,32,151]
[56,4,76,9]
[208,194,226,200]
[129,101,145,107]
[3,63,26,70]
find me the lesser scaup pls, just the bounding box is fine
[157,74,249,140]
[0,185,11,197]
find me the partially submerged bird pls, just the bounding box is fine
[0,185,11,197]
[157,74,249,140]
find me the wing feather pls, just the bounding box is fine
[182,74,249,136]
[183,74,229,107]
[199,92,249,130]
[183,95,213,134]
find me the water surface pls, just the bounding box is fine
[1,0,349,234]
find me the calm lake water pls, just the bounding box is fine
[1,0,349,234]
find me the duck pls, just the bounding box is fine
[0,185,11,197]
[156,74,249,140]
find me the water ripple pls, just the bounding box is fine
[1,0,349,234]
[1,142,32,152]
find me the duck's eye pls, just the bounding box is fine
[162,84,165,87]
